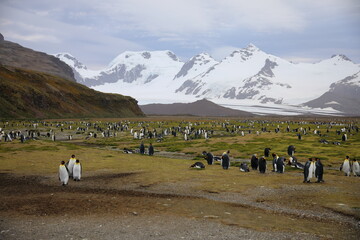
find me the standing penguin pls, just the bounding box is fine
[221,150,230,170]
[352,159,360,176]
[148,143,154,156]
[287,145,295,157]
[272,153,278,172]
[139,142,145,154]
[258,156,267,173]
[315,158,324,182]
[276,157,285,173]
[73,159,82,181]
[264,148,271,158]
[59,161,69,186]
[304,158,316,183]
[340,156,351,176]
[342,134,347,141]
[66,154,77,178]
[303,158,311,183]
[250,154,259,170]
[202,151,214,165]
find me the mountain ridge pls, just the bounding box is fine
[0,35,76,82]
[140,99,254,117]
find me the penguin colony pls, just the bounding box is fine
[0,119,358,183]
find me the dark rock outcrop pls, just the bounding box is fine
[140,99,254,117]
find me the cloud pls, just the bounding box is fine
[1,0,359,65]
[89,0,307,37]
[0,2,145,68]
[5,32,60,43]
[282,56,322,64]
[209,46,239,61]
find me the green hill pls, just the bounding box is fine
[0,65,144,119]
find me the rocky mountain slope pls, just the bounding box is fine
[0,33,75,82]
[303,72,360,116]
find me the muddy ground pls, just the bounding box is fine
[0,170,359,240]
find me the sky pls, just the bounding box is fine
[1,0,359,69]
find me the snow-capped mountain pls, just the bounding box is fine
[175,45,359,105]
[303,71,360,115]
[174,53,219,82]
[55,53,98,83]
[55,45,360,115]
[56,51,183,86]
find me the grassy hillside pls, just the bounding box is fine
[0,65,145,119]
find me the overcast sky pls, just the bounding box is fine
[1,0,359,69]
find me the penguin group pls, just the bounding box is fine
[340,156,360,177]
[58,154,82,185]
[303,157,324,183]
[196,144,328,185]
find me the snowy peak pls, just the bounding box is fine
[55,53,88,70]
[330,54,353,62]
[245,43,260,52]
[174,53,218,80]
[227,43,262,61]
[330,71,360,89]
[108,50,181,68]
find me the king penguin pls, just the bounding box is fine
[352,159,360,176]
[250,154,258,170]
[202,151,214,165]
[66,154,77,178]
[340,156,351,176]
[276,157,285,173]
[304,158,316,183]
[221,150,230,170]
[190,162,205,169]
[239,163,250,172]
[258,156,267,173]
[315,158,324,183]
[59,161,69,186]
[73,159,82,181]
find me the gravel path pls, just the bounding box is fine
[1,215,319,240]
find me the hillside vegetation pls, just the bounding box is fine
[0,65,144,119]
